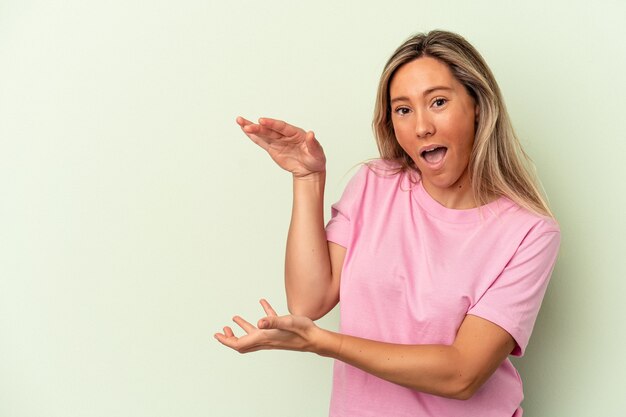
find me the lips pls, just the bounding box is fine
[420,145,448,167]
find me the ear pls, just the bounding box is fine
[474,104,480,124]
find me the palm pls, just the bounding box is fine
[236,117,326,177]
[214,299,317,354]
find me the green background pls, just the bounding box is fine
[1,1,624,416]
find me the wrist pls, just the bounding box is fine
[312,327,343,358]
[293,170,326,182]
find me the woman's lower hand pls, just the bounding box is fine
[236,117,326,179]
[214,299,323,354]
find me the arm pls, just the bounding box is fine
[285,175,345,318]
[320,314,515,400]
[215,300,515,400]
[236,117,345,319]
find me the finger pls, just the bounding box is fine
[242,124,293,154]
[235,116,284,151]
[235,116,253,127]
[243,124,286,141]
[259,299,278,317]
[214,331,231,343]
[233,315,256,334]
[213,328,239,348]
[212,326,233,338]
[259,315,294,330]
[214,332,241,350]
[223,326,235,338]
[236,122,275,152]
[258,118,302,138]
[305,131,325,159]
[305,131,320,149]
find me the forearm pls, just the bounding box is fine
[217,302,513,400]
[314,329,476,400]
[285,172,335,318]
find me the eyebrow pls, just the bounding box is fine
[390,86,453,104]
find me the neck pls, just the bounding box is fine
[421,174,477,209]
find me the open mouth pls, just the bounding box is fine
[421,146,448,165]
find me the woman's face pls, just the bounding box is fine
[389,57,478,209]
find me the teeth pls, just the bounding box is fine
[422,147,440,157]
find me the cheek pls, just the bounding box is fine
[391,125,406,150]
[395,136,414,158]
[451,117,476,152]
[391,120,402,137]
[392,122,412,145]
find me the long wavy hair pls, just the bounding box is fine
[373,30,554,218]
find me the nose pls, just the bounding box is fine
[414,110,434,138]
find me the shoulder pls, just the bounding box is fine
[339,159,399,192]
[499,199,560,236]
[355,158,419,188]
[494,200,561,259]
[332,159,413,213]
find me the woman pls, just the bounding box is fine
[215,30,560,417]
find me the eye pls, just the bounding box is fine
[432,97,447,108]
[393,107,411,116]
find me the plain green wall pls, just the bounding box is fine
[1,1,624,416]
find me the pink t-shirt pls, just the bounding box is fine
[325,161,560,417]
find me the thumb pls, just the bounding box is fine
[258,315,293,330]
[305,131,325,159]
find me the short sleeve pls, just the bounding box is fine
[325,165,368,248]
[467,222,561,356]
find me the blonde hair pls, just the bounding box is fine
[373,30,554,218]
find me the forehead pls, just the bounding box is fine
[389,57,460,95]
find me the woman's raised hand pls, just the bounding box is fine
[236,116,326,178]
